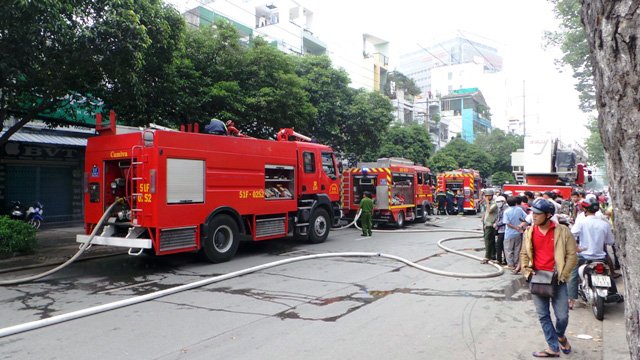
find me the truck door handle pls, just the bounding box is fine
[321,185,325,190]
[302,185,307,191]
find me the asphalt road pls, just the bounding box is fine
[0,216,628,359]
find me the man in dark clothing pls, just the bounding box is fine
[359,191,374,236]
[205,118,227,135]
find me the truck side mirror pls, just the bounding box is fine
[338,162,343,174]
[588,175,593,182]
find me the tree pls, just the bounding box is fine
[474,129,524,174]
[0,0,174,145]
[384,71,421,99]
[546,0,595,112]
[428,152,458,173]
[491,171,515,187]
[433,138,494,178]
[584,116,605,167]
[294,55,351,151]
[342,89,394,161]
[375,124,433,165]
[581,2,640,357]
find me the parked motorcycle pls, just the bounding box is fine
[9,200,44,230]
[578,260,623,320]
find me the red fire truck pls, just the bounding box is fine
[77,115,342,263]
[436,169,484,214]
[341,158,436,227]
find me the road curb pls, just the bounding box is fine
[0,251,127,275]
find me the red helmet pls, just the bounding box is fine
[552,189,562,195]
[226,120,234,126]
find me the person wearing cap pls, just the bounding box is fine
[359,191,374,236]
[568,197,621,309]
[521,198,577,357]
[481,189,498,263]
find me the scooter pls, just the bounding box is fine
[578,260,623,320]
[9,200,44,230]
[26,201,44,230]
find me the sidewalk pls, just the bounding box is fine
[0,223,126,274]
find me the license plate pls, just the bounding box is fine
[592,275,611,287]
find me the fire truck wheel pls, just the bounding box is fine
[202,215,239,263]
[308,208,330,244]
[395,211,405,228]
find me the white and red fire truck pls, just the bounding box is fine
[77,114,342,263]
[436,169,484,214]
[341,158,435,227]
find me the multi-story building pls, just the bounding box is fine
[183,0,326,56]
[439,88,492,143]
[397,35,502,96]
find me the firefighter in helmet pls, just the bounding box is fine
[359,191,374,236]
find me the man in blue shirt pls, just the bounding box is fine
[503,196,527,271]
[568,197,620,307]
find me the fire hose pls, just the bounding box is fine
[0,207,503,338]
[0,199,124,286]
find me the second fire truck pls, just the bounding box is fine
[342,158,436,227]
[436,169,484,214]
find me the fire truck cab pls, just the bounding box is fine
[436,169,483,214]
[77,118,342,263]
[342,158,435,227]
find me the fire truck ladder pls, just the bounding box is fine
[342,172,351,207]
[129,145,145,227]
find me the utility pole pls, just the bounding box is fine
[522,79,526,138]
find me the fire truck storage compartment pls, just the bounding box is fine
[102,159,131,208]
[264,165,294,200]
[445,181,463,191]
[167,158,204,204]
[159,226,197,251]
[255,215,287,238]
[391,173,414,205]
[352,174,377,205]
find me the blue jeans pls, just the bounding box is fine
[532,283,569,353]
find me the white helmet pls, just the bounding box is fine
[495,196,506,203]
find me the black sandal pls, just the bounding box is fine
[558,336,572,354]
[532,350,560,358]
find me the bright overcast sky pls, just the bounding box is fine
[167,0,591,145]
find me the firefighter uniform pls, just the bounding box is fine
[359,192,374,236]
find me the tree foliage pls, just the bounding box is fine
[474,129,523,174]
[584,116,604,167]
[427,152,458,173]
[384,71,421,99]
[375,124,433,165]
[342,89,394,161]
[491,171,515,186]
[428,138,494,178]
[546,0,595,112]
[0,0,179,145]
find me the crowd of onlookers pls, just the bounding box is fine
[480,186,620,357]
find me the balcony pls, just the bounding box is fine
[302,29,326,55]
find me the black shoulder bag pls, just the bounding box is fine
[529,235,557,298]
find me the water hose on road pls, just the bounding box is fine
[0,200,122,286]
[0,241,503,338]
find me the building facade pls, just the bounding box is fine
[439,88,492,143]
[0,123,93,223]
[397,35,502,96]
[183,0,326,56]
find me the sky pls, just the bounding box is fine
[310,0,591,145]
[167,0,592,146]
